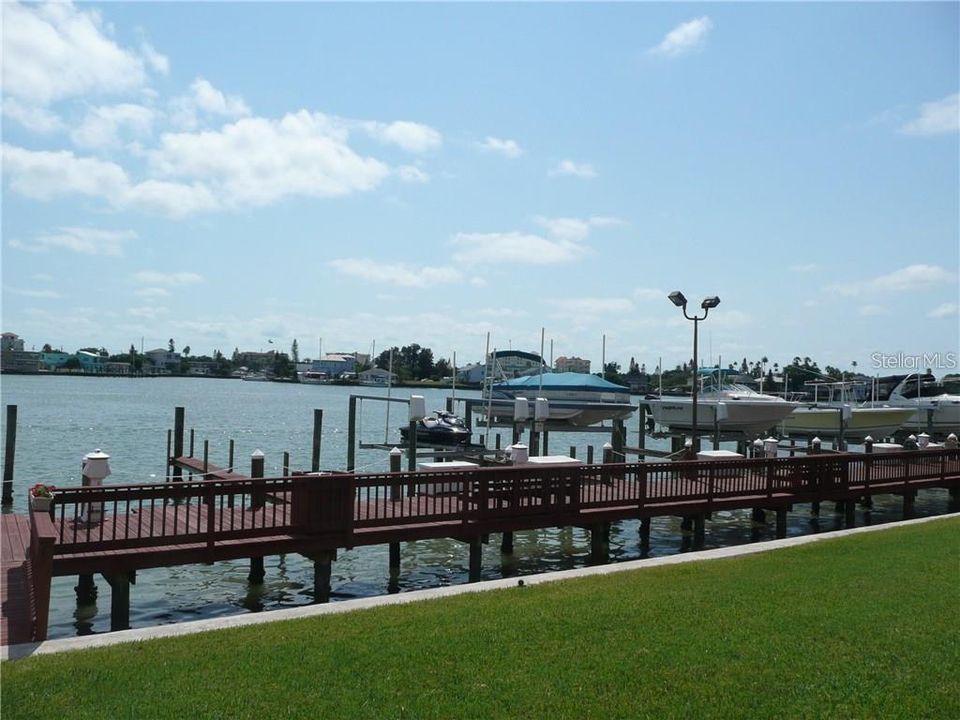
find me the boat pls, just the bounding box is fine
[645,369,797,436]
[399,410,472,445]
[779,381,915,439]
[240,372,269,382]
[298,371,329,385]
[482,372,635,427]
[874,373,960,434]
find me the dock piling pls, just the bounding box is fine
[468,537,482,582]
[172,407,185,482]
[311,409,323,472]
[314,551,333,603]
[500,531,514,555]
[106,573,132,632]
[2,404,17,506]
[639,517,651,551]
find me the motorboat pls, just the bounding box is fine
[645,369,797,436]
[780,381,915,439]
[400,411,472,446]
[298,371,329,384]
[482,372,635,427]
[874,373,960,434]
[240,372,270,382]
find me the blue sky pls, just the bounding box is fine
[2,2,958,374]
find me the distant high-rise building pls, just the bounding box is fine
[554,356,591,374]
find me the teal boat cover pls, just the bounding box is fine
[492,372,630,393]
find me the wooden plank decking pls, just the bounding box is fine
[1,513,34,646]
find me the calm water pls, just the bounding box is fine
[0,375,952,639]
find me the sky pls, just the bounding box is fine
[2,1,958,375]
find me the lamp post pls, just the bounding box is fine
[668,291,721,453]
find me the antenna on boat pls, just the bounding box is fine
[451,350,457,405]
[601,334,606,381]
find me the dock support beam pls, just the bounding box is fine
[314,551,334,603]
[693,514,706,549]
[75,574,97,605]
[844,500,856,528]
[105,573,132,632]
[902,490,917,520]
[389,542,401,575]
[775,508,787,539]
[590,523,609,564]
[639,517,651,551]
[248,557,265,584]
[500,531,514,555]
[468,537,482,582]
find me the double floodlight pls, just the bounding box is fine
[667,291,721,310]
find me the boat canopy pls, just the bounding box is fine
[492,372,630,393]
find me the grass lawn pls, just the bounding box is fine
[3,518,958,719]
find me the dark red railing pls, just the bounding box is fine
[37,449,959,557]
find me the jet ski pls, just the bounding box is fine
[399,410,471,446]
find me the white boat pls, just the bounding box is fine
[240,373,269,382]
[298,371,329,385]
[483,372,635,427]
[646,371,797,436]
[780,381,915,438]
[875,373,960,434]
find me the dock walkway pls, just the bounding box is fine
[4,448,958,646]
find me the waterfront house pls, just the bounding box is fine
[554,355,591,374]
[145,348,181,375]
[359,367,397,385]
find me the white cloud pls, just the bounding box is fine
[928,302,959,318]
[127,306,168,320]
[478,137,523,158]
[870,264,956,291]
[123,180,219,217]
[1,98,65,133]
[2,144,129,200]
[633,287,666,301]
[169,77,251,130]
[134,287,171,298]
[133,271,204,286]
[859,304,887,317]
[1,1,154,105]
[149,111,391,206]
[900,93,960,136]
[5,287,63,299]
[363,120,442,153]
[649,16,714,58]
[140,41,169,75]
[549,297,634,315]
[70,103,156,149]
[9,226,134,256]
[534,216,623,243]
[451,231,585,265]
[826,264,956,296]
[549,159,597,179]
[395,165,429,183]
[329,258,462,288]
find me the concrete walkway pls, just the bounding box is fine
[4,512,957,661]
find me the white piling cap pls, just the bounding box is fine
[753,438,764,447]
[513,397,529,422]
[812,436,822,445]
[251,449,265,458]
[602,441,613,450]
[534,397,550,421]
[82,448,111,480]
[389,446,402,456]
[863,435,874,443]
[409,395,426,422]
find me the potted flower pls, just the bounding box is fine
[29,483,56,512]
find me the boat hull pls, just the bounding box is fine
[900,401,960,433]
[780,407,915,439]
[481,398,635,427]
[647,397,796,436]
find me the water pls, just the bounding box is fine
[0,375,952,639]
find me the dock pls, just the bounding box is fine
[3,447,958,645]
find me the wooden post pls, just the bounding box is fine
[712,412,721,451]
[203,440,209,475]
[172,406,185,482]
[495,433,501,450]
[106,573,131,632]
[314,551,333,603]
[347,396,357,471]
[639,517,651,551]
[637,403,647,451]
[248,557,265,584]
[844,499,856,528]
[751,508,766,525]
[500,531,514,555]
[311,409,323,472]
[75,574,97,605]
[542,430,549,456]
[590,524,608,564]
[775,508,787,538]
[189,428,195,458]
[569,445,576,460]
[587,445,594,464]
[903,490,916,520]
[693,514,705,548]
[282,451,290,476]
[389,542,401,577]
[389,447,402,501]
[530,428,540,457]
[468,537,482,581]
[228,439,235,471]
[612,419,625,461]
[2,405,16,505]
[250,450,265,508]
[789,439,796,458]
[407,420,417,473]
[166,429,172,480]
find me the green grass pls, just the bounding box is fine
[4,518,959,719]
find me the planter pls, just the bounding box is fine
[30,496,53,512]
